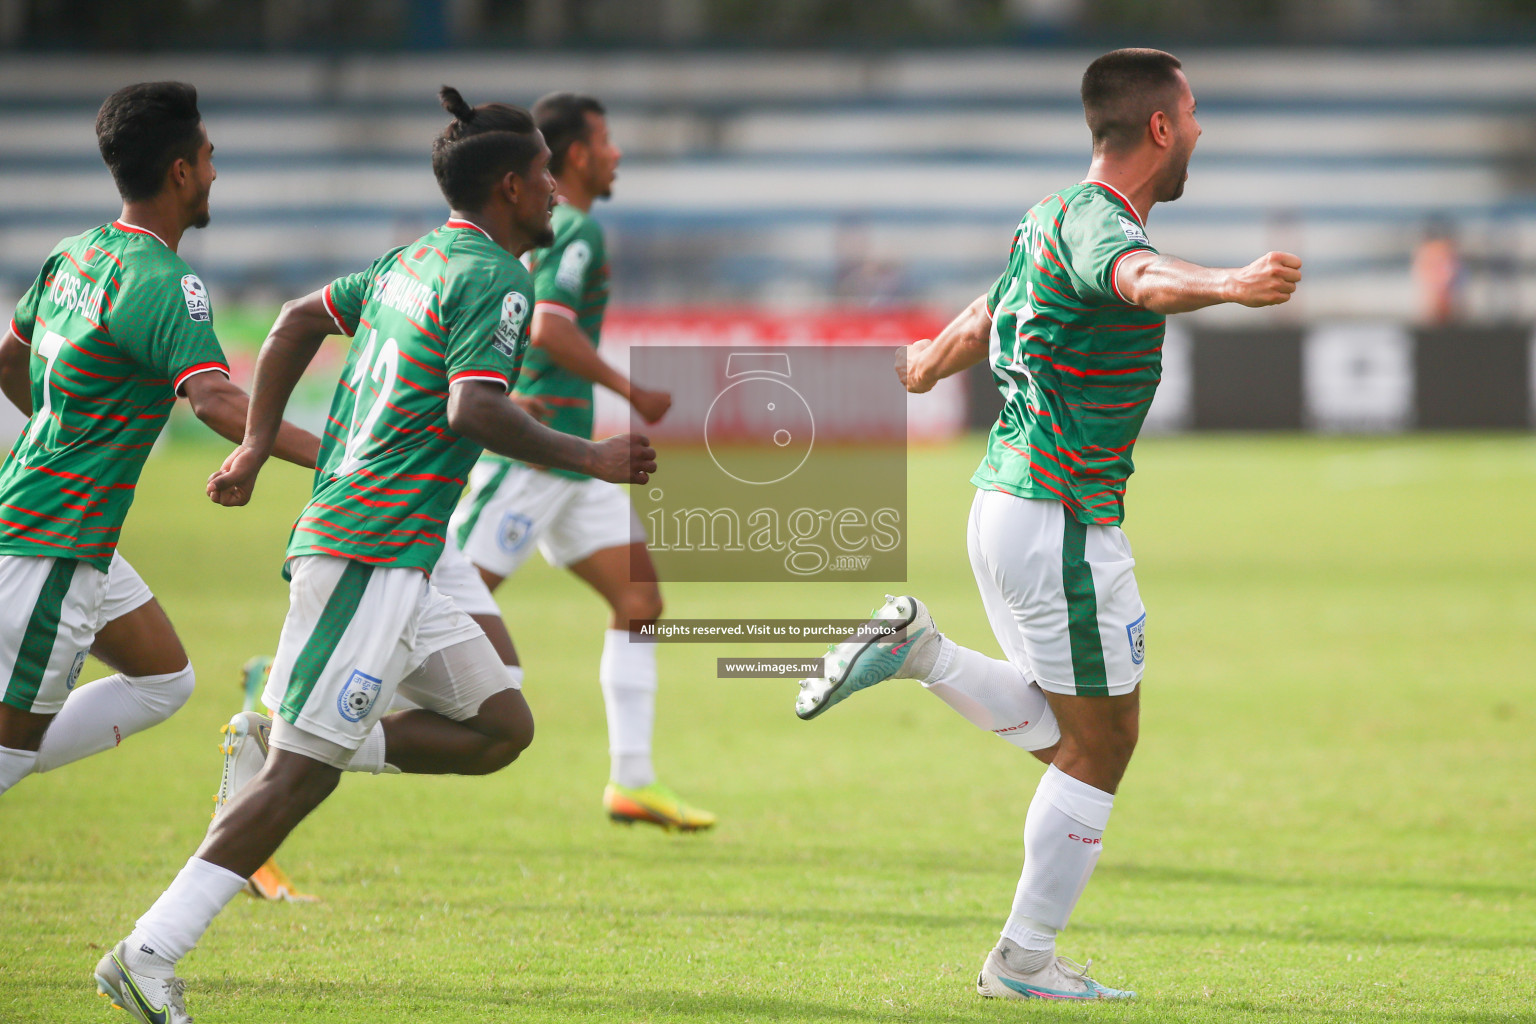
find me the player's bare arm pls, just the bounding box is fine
[181,372,320,470]
[447,377,655,485]
[1115,249,1302,314]
[206,289,334,505]
[0,327,32,414]
[897,293,991,394]
[531,309,671,423]
[511,392,554,422]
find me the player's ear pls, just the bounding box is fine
[164,156,189,195]
[499,169,520,205]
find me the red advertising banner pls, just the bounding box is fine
[593,307,967,441]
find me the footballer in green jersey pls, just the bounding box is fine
[798,50,1301,1002]
[105,88,657,1020]
[517,200,613,457]
[0,83,318,815]
[448,92,715,832]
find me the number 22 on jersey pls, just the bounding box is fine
[337,330,398,476]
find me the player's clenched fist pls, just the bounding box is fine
[630,385,672,425]
[1228,251,1303,307]
[589,433,657,485]
[897,338,938,394]
[207,443,267,507]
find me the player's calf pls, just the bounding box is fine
[200,747,342,878]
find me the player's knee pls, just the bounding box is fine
[466,727,532,775]
[1110,712,1139,758]
[128,662,195,718]
[464,691,533,774]
[1081,723,1137,767]
[614,586,663,629]
[491,707,534,769]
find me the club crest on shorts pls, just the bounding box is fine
[65,649,89,691]
[1126,613,1146,666]
[497,510,534,554]
[337,669,383,723]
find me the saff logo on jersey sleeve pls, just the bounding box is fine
[181,274,211,322]
[1117,216,1149,246]
[492,291,530,358]
[555,240,591,292]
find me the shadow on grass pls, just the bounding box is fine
[176,975,1536,1024]
[1079,918,1525,952]
[481,901,999,933]
[1103,862,1534,901]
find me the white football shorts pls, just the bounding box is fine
[967,488,1146,698]
[0,551,155,715]
[429,539,502,618]
[262,555,492,754]
[448,460,642,577]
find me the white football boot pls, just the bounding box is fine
[214,711,270,821]
[976,938,1133,1000]
[95,939,193,1023]
[795,595,942,720]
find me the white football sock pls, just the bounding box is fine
[125,856,247,970]
[921,638,1060,751]
[343,723,399,774]
[1001,765,1115,971]
[0,744,40,795]
[34,666,195,774]
[599,628,656,789]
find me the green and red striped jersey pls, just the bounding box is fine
[971,181,1164,526]
[0,221,228,568]
[288,220,532,575]
[506,201,609,479]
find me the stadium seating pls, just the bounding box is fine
[1,49,1532,320]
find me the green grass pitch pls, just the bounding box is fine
[3,434,1534,1022]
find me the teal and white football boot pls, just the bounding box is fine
[795,595,941,720]
[976,940,1134,1001]
[95,939,192,1023]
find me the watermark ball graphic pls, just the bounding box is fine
[703,353,815,485]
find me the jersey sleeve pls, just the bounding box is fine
[1059,193,1158,306]
[110,267,229,395]
[985,272,1008,320]
[323,248,399,337]
[441,261,532,392]
[984,222,1027,319]
[530,218,602,321]
[9,262,49,345]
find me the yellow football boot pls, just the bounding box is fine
[603,781,717,831]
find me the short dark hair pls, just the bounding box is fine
[1081,49,1184,153]
[95,82,204,202]
[432,86,544,209]
[532,92,606,177]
